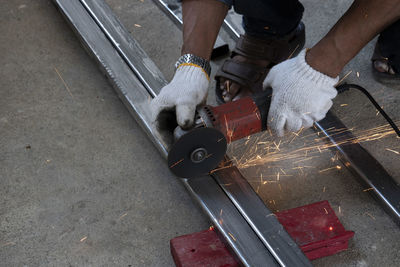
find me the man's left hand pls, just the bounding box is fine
[263,49,339,137]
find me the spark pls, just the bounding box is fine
[323,186,326,192]
[324,208,329,214]
[80,236,87,242]
[363,188,374,192]
[356,71,360,78]
[340,104,348,107]
[338,206,342,214]
[119,212,128,220]
[1,242,16,248]
[276,172,280,181]
[288,44,300,59]
[170,158,184,168]
[335,70,352,86]
[386,148,399,155]
[54,67,74,98]
[134,24,142,27]
[365,212,376,220]
[319,166,339,173]
[228,232,237,242]
[329,226,334,231]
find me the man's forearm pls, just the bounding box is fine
[307,0,400,77]
[182,0,228,60]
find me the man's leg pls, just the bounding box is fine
[218,0,305,101]
[181,0,229,60]
[373,20,400,75]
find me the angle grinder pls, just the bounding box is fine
[167,88,273,178]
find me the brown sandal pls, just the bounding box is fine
[215,22,306,104]
[371,42,400,84]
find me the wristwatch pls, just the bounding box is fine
[175,54,211,78]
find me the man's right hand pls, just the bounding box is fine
[151,64,210,131]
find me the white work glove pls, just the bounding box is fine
[151,64,209,131]
[263,49,339,137]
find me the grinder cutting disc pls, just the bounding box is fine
[168,127,227,178]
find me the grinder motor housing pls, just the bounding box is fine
[168,88,273,178]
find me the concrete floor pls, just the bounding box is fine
[1,0,400,266]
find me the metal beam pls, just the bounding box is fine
[52,0,313,265]
[315,112,400,226]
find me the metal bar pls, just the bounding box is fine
[213,164,312,266]
[79,0,166,98]
[315,112,400,225]
[222,11,242,40]
[75,1,310,266]
[52,1,287,266]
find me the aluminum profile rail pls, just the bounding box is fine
[52,0,311,266]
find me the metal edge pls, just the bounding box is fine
[51,0,282,266]
[213,164,312,266]
[222,11,242,40]
[315,111,400,225]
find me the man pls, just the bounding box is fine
[151,0,400,137]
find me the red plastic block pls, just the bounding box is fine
[170,228,239,267]
[275,200,354,260]
[171,201,354,266]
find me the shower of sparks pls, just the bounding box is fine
[226,122,399,171]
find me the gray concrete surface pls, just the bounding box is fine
[0,1,208,266]
[1,0,400,266]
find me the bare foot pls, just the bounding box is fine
[219,55,270,102]
[373,59,396,74]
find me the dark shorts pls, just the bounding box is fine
[217,0,304,37]
[217,0,399,70]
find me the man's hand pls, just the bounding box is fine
[263,49,339,137]
[151,65,209,131]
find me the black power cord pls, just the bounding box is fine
[336,83,400,137]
